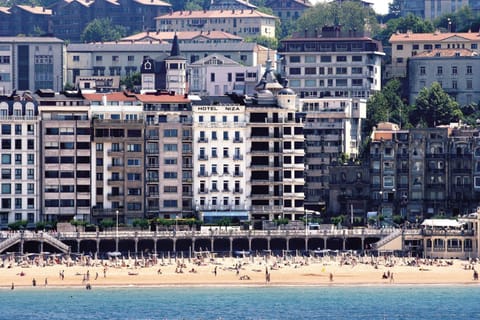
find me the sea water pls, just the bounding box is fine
[1,286,479,319]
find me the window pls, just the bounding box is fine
[289,68,301,75]
[2,183,11,194]
[420,66,425,75]
[210,73,215,82]
[164,172,177,179]
[437,66,443,75]
[467,66,473,74]
[452,66,457,75]
[164,129,178,137]
[127,144,141,152]
[164,144,177,152]
[289,56,300,63]
[1,124,10,134]
[127,158,141,166]
[2,154,10,164]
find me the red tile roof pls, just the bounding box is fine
[135,93,190,103]
[390,31,480,43]
[83,92,138,102]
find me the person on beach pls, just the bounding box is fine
[214,266,217,276]
[32,278,36,287]
[473,270,478,280]
[11,282,14,290]
[44,278,48,286]
[329,273,333,282]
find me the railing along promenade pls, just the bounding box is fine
[55,227,398,240]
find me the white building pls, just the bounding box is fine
[156,9,277,39]
[0,94,40,227]
[188,54,263,96]
[192,101,249,223]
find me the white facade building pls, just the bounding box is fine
[189,54,263,96]
[0,97,40,227]
[192,103,249,223]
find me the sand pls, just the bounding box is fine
[1,254,479,289]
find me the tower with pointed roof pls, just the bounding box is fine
[165,34,187,95]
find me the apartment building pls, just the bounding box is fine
[36,90,91,223]
[49,0,171,42]
[120,30,244,44]
[301,97,367,213]
[265,0,312,24]
[0,93,41,228]
[245,61,305,222]
[156,9,277,39]
[388,30,480,79]
[0,37,64,95]
[66,41,269,85]
[408,48,480,106]
[279,26,384,99]
[192,99,249,223]
[188,54,263,96]
[138,91,193,219]
[397,0,470,21]
[87,91,145,225]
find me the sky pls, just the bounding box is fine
[313,1,393,15]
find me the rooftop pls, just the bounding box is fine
[390,30,480,43]
[156,9,277,20]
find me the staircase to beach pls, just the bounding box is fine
[0,232,70,254]
[0,233,21,253]
[371,229,403,251]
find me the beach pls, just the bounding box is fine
[1,253,479,289]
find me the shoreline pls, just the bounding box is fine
[2,254,479,290]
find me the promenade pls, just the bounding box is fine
[0,227,400,255]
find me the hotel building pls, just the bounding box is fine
[192,100,249,223]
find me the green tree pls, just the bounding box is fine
[412,82,463,127]
[100,218,115,230]
[132,218,150,230]
[120,72,141,91]
[294,2,378,36]
[376,14,434,47]
[366,79,409,133]
[433,6,475,32]
[244,35,278,50]
[81,18,126,43]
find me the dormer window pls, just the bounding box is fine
[144,61,152,70]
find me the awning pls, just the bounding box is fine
[202,211,248,218]
[421,219,464,228]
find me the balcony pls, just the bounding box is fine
[146,176,159,183]
[146,149,159,154]
[198,171,209,177]
[146,162,159,168]
[198,137,208,143]
[233,137,243,143]
[233,188,243,194]
[198,155,208,160]
[198,188,208,194]
[233,171,244,177]
[107,178,124,185]
[107,149,124,155]
[107,193,124,200]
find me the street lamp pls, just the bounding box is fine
[115,209,119,253]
